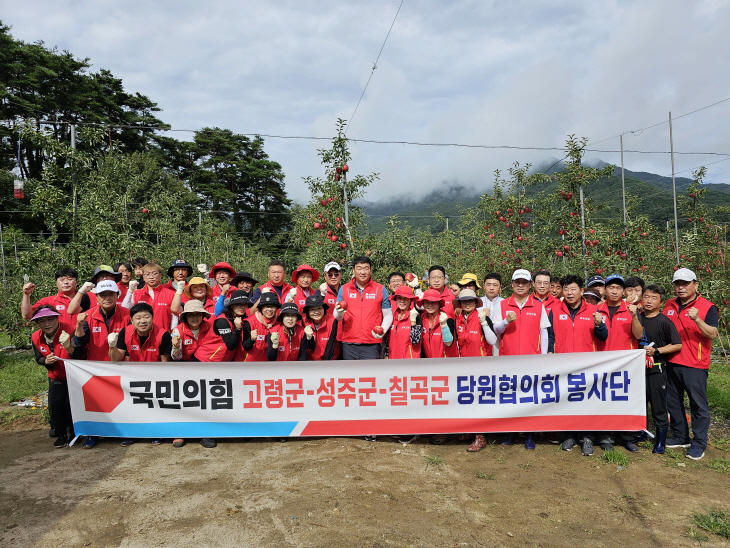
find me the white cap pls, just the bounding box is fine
[512,268,531,281]
[93,280,121,294]
[672,268,696,282]
[324,261,342,272]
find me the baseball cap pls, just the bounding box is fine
[583,290,601,300]
[586,274,606,287]
[672,268,697,282]
[324,261,342,272]
[512,269,531,281]
[604,274,625,287]
[93,280,121,294]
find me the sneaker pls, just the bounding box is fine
[364,435,377,442]
[542,432,560,444]
[53,435,68,449]
[686,445,705,460]
[279,438,288,443]
[430,434,449,445]
[600,441,613,451]
[501,433,517,446]
[121,439,135,447]
[399,434,418,444]
[623,441,639,453]
[561,438,576,451]
[665,438,691,449]
[200,438,217,448]
[82,436,98,449]
[581,438,594,456]
[151,439,162,446]
[48,428,56,438]
[524,435,535,451]
[633,431,649,443]
[173,439,185,448]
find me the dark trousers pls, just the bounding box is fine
[48,378,73,436]
[647,366,669,429]
[342,343,382,360]
[666,363,709,449]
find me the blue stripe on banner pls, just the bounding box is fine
[73,421,299,438]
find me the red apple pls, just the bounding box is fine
[334,174,341,181]
[142,208,148,214]
[314,222,321,229]
[321,199,327,206]
[336,166,343,174]
[339,300,348,311]
[373,326,384,336]
[405,273,416,283]
[331,235,338,242]
[340,243,347,249]
[556,251,563,257]
[342,164,349,172]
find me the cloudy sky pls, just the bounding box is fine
[4,1,730,203]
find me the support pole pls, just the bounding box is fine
[71,125,77,244]
[225,233,229,264]
[0,224,6,287]
[669,112,680,265]
[198,211,202,265]
[620,134,627,226]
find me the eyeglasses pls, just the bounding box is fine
[534,281,550,286]
[327,272,341,277]
[429,275,445,280]
[143,272,161,278]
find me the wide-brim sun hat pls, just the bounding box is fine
[167,259,193,279]
[180,299,212,322]
[231,271,259,286]
[303,294,330,313]
[184,277,213,299]
[453,288,483,307]
[417,288,446,308]
[291,264,320,283]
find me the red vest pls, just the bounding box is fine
[304,316,340,361]
[117,282,128,303]
[257,280,294,302]
[132,284,176,332]
[388,309,421,359]
[339,279,386,344]
[85,305,131,361]
[663,295,715,369]
[597,301,636,351]
[33,292,78,325]
[240,313,277,361]
[553,299,599,353]
[269,324,305,361]
[535,293,560,317]
[194,317,236,362]
[122,325,167,362]
[31,322,75,380]
[421,313,459,358]
[324,284,339,308]
[173,321,211,361]
[437,287,457,318]
[290,286,313,312]
[499,295,544,355]
[456,312,493,357]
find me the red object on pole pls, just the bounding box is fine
[13,179,24,199]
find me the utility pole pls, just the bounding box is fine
[578,155,587,280]
[669,112,680,265]
[620,134,627,226]
[71,125,77,243]
[343,170,352,254]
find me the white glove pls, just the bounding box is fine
[414,288,424,299]
[478,308,488,324]
[59,331,71,349]
[287,288,298,302]
[270,332,280,348]
[371,328,385,340]
[176,281,186,295]
[334,303,346,319]
[197,264,208,274]
[439,312,448,328]
[410,308,419,325]
[129,280,139,292]
[108,333,119,348]
[406,274,419,288]
[304,325,314,340]
[319,282,328,297]
[80,281,95,294]
[261,287,272,294]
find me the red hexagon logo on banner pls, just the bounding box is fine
[82,376,124,413]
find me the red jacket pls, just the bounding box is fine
[437,287,457,318]
[257,280,294,302]
[31,322,75,380]
[117,282,128,303]
[339,278,386,344]
[388,309,421,359]
[269,324,305,361]
[122,325,167,362]
[194,317,236,362]
[33,292,79,325]
[597,301,636,351]
[289,286,313,312]
[240,313,277,361]
[421,313,459,358]
[499,295,544,355]
[304,316,340,361]
[85,305,130,361]
[535,293,560,317]
[173,321,211,361]
[132,284,176,332]
[553,299,599,353]
[663,295,715,369]
[456,312,493,357]
[324,284,339,308]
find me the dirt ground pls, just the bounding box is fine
[2,416,730,548]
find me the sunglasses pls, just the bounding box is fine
[326,272,341,277]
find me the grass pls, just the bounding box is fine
[692,507,730,540]
[664,448,685,468]
[714,438,730,452]
[685,525,709,543]
[708,360,730,418]
[706,458,730,475]
[601,448,630,467]
[475,471,496,480]
[424,455,444,467]
[1,407,48,426]
[0,349,48,403]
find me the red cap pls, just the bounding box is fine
[417,288,446,308]
[210,262,236,277]
[291,264,320,283]
[393,285,418,299]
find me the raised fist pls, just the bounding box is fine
[478,308,488,323]
[171,335,181,348]
[250,328,258,341]
[687,307,700,321]
[175,281,186,295]
[80,281,95,294]
[438,312,448,327]
[234,317,243,330]
[270,332,280,348]
[505,311,517,324]
[628,303,639,316]
[410,308,419,325]
[287,288,298,302]
[107,333,119,348]
[219,283,230,296]
[304,325,314,339]
[76,312,88,325]
[23,282,36,295]
[197,264,208,274]
[319,282,328,296]
[129,280,139,292]
[593,312,604,325]
[261,287,272,294]
[406,273,419,288]
[59,331,71,349]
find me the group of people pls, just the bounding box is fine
[22,255,718,462]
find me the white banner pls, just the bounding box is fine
[65,350,646,438]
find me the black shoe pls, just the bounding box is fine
[200,438,217,448]
[600,441,613,451]
[48,428,56,438]
[581,438,594,456]
[279,438,288,443]
[561,438,576,451]
[623,441,640,453]
[399,435,417,443]
[53,435,68,448]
